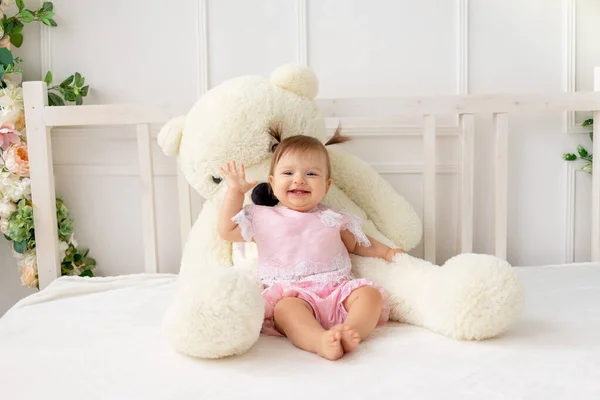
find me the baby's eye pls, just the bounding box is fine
[307,172,318,176]
[282,171,293,175]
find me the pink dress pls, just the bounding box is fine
[232,203,389,336]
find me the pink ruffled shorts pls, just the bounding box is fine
[261,279,390,336]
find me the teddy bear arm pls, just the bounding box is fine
[328,148,423,251]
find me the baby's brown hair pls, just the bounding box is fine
[268,125,350,179]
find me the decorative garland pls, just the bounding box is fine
[563,118,594,174]
[0,0,95,289]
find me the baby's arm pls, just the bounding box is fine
[217,161,257,242]
[341,230,404,262]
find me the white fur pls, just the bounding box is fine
[160,63,524,358]
[270,63,319,99]
[157,116,186,156]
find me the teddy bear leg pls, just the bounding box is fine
[162,263,264,359]
[351,252,524,340]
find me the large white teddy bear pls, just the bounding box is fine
[158,63,524,359]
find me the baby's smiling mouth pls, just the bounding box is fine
[289,189,310,195]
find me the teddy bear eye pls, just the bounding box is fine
[212,176,222,184]
[270,143,278,152]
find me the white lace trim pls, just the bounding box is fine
[319,208,344,227]
[259,252,352,286]
[338,209,371,247]
[231,207,254,242]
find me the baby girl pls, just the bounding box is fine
[218,131,404,361]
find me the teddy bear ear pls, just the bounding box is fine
[270,63,319,99]
[158,116,186,156]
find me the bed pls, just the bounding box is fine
[1,70,600,398]
[1,263,599,399]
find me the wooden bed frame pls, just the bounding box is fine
[22,69,600,290]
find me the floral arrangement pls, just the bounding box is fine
[563,118,594,174]
[0,0,95,289]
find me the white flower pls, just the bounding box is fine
[0,170,31,202]
[0,217,8,235]
[69,233,78,248]
[0,86,24,115]
[0,196,16,218]
[0,1,16,11]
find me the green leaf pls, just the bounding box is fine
[41,2,54,12]
[80,85,89,96]
[74,72,84,88]
[16,0,25,11]
[577,145,589,158]
[10,33,23,48]
[563,153,577,161]
[44,70,52,85]
[12,22,24,34]
[48,18,57,27]
[37,10,55,20]
[3,20,14,36]
[48,92,64,106]
[0,48,14,67]
[75,95,83,105]
[18,10,34,23]
[582,118,594,127]
[59,75,74,88]
[64,89,77,102]
[13,240,26,254]
[62,262,74,271]
[79,269,94,277]
[591,132,594,143]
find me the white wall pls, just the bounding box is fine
[1,0,599,314]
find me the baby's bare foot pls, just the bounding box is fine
[317,327,344,361]
[340,325,361,352]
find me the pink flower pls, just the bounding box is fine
[3,142,29,177]
[0,123,21,151]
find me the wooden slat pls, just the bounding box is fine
[39,92,600,128]
[423,114,436,264]
[177,168,193,251]
[494,113,509,260]
[136,124,159,273]
[43,104,190,127]
[459,114,475,253]
[316,92,600,119]
[22,82,61,290]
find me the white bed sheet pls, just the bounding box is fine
[1,263,600,400]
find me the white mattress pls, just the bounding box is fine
[1,263,600,399]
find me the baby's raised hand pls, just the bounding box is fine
[220,161,258,194]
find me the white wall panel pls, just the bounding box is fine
[308,0,457,98]
[207,0,297,88]
[46,0,200,105]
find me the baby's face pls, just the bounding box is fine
[269,150,332,212]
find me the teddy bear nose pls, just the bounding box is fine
[251,182,279,207]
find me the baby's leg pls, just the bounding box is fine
[273,297,345,361]
[342,286,384,351]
